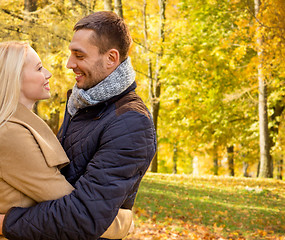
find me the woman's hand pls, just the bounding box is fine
[0,214,5,235]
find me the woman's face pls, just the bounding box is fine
[19,47,52,108]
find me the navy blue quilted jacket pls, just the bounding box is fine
[3,82,157,240]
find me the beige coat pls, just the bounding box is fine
[0,103,132,239]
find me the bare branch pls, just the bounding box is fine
[133,38,160,55]
[246,0,285,30]
[0,8,24,20]
[74,0,87,9]
[134,68,154,80]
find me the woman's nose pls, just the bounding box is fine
[44,68,52,79]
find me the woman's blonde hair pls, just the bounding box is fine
[0,41,29,128]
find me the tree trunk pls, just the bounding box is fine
[114,0,123,18]
[277,157,283,180]
[227,145,234,176]
[142,0,156,172]
[256,160,260,177]
[23,0,38,43]
[24,0,38,113]
[104,0,113,11]
[172,142,178,174]
[24,0,37,12]
[150,99,160,173]
[149,0,166,173]
[268,100,284,177]
[49,110,60,134]
[72,0,90,14]
[192,156,199,176]
[243,162,249,177]
[255,0,273,178]
[86,0,91,14]
[213,143,218,176]
[143,0,158,172]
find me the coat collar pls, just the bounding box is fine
[9,103,70,168]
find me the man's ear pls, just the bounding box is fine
[106,49,120,69]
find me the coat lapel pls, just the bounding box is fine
[9,104,69,168]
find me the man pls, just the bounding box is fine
[1,11,156,240]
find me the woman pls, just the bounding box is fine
[0,41,132,239]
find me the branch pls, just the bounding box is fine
[0,8,24,20]
[3,26,26,34]
[229,117,247,123]
[3,22,70,43]
[74,0,87,9]
[133,39,160,55]
[134,68,154,80]
[246,0,285,30]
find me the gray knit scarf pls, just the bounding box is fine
[67,57,135,116]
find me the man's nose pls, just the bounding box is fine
[66,57,76,69]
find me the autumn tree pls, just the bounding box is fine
[148,0,165,172]
[115,0,123,18]
[254,0,272,178]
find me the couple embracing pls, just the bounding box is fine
[0,11,156,240]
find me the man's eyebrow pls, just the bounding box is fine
[36,61,42,67]
[70,48,86,54]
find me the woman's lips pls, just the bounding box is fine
[44,82,50,91]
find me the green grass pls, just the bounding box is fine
[132,173,285,239]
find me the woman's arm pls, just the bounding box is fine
[101,209,133,239]
[0,214,4,235]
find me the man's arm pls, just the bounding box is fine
[3,111,156,240]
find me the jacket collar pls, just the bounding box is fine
[105,81,137,105]
[57,81,137,141]
[68,81,137,120]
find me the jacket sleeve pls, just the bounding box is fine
[3,111,156,240]
[0,124,74,203]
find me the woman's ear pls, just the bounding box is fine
[106,49,120,69]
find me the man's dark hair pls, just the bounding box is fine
[74,11,132,62]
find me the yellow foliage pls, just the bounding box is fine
[1,0,284,176]
[233,45,247,61]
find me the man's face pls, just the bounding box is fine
[66,29,109,90]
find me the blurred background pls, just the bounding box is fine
[1,0,285,179]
